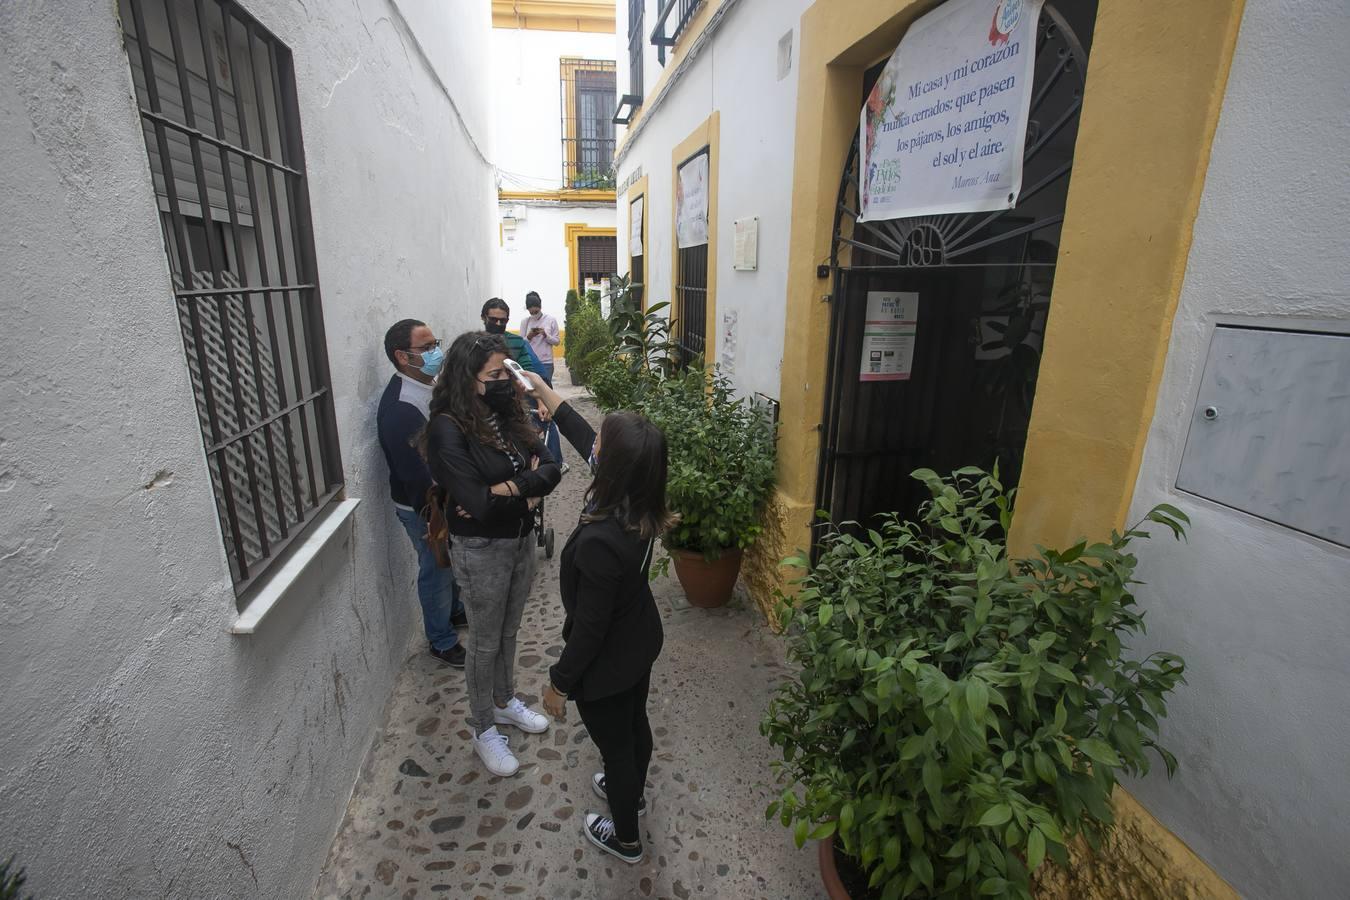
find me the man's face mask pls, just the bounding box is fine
[415,345,444,377]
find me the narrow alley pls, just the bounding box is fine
[314,374,821,900]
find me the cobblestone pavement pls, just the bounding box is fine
[314,377,823,900]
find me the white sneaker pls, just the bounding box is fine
[493,697,550,734]
[474,726,520,777]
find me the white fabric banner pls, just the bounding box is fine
[630,195,644,257]
[859,0,1043,222]
[676,152,709,248]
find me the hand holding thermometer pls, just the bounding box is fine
[503,358,534,391]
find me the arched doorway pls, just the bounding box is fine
[815,1,1097,537]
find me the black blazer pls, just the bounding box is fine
[548,403,664,702]
[425,413,560,539]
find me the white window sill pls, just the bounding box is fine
[230,498,362,635]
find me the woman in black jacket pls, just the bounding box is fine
[527,371,673,865]
[424,333,561,777]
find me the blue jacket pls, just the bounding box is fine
[377,373,435,509]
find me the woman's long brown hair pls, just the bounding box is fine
[423,332,536,454]
[582,411,676,541]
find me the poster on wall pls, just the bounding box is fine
[676,151,710,248]
[630,195,644,257]
[859,0,1044,222]
[721,310,738,377]
[860,291,919,381]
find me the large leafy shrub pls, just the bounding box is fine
[564,297,613,384]
[642,367,777,561]
[762,468,1188,899]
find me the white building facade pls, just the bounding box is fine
[613,0,811,399]
[613,0,1349,897]
[491,1,618,338]
[0,0,497,896]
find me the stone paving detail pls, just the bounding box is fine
[313,384,823,900]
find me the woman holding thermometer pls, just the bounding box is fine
[423,332,559,777]
[520,368,674,865]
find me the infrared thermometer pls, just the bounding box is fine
[503,358,534,391]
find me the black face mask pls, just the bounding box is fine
[481,378,517,414]
[483,319,507,335]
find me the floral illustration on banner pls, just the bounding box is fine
[862,68,899,213]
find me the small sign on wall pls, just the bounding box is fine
[860,291,918,381]
[733,217,759,271]
[721,310,738,377]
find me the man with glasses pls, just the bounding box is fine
[378,318,467,668]
[482,299,565,471]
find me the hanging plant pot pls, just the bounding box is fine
[670,548,743,608]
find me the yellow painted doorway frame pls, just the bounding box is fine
[773,0,1248,562]
[564,222,618,296]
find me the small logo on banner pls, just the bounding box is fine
[989,0,1022,46]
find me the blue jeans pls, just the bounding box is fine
[395,506,464,651]
[533,362,563,464]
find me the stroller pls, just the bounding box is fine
[531,414,557,560]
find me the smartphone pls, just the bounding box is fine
[502,358,534,391]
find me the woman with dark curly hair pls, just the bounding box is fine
[423,332,560,776]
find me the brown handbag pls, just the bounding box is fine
[422,485,453,569]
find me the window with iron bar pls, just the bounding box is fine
[651,0,704,66]
[119,0,344,602]
[627,0,644,98]
[675,149,709,367]
[560,58,617,189]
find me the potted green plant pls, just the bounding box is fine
[762,467,1189,899]
[643,366,777,607]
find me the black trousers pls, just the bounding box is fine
[574,670,653,844]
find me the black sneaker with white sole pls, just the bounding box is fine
[583,813,644,864]
[591,772,648,816]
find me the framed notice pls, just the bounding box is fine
[860,291,919,381]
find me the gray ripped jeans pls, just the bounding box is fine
[449,533,537,735]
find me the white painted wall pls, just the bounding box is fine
[496,202,615,335]
[614,0,810,400]
[489,25,617,334]
[1124,3,1350,898]
[0,1,496,897]
[491,26,617,191]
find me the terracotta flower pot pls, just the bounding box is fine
[819,835,851,900]
[670,548,743,608]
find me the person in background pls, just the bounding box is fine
[483,297,565,471]
[526,371,672,865]
[377,318,467,667]
[423,332,560,776]
[520,291,561,386]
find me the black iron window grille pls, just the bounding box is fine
[627,0,644,98]
[651,0,703,65]
[119,0,344,600]
[630,195,645,309]
[560,58,617,189]
[675,242,708,364]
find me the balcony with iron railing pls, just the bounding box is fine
[650,0,704,65]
